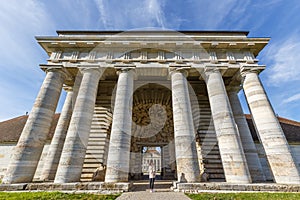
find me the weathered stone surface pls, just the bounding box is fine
[3,31,298,186]
[41,88,74,181]
[170,69,200,183]
[2,68,66,184]
[105,68,135,182]
[0,183,27,191]
[242,68,300,184]
[228,89,266,182]
[0,182,130,193]
[42,73,83,181]
[54,68,103,183]
[204,67,251,183]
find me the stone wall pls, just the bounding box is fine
[0,143,50,181]
[0,144,14,180]
[256,143,300,182]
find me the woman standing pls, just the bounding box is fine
[148,160,156,192]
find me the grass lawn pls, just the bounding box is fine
[0,192,120,200]
[186,192,300,200]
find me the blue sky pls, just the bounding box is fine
[0,0,300,122]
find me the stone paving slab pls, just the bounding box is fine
[116,191,191,200]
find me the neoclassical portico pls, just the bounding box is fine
[3,30,300,185]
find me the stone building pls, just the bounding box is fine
[2,30,300,185]
[141,147,161,175]
[1,113,299,182]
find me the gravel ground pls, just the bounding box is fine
[116,191,191,200]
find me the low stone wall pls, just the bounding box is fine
[0,143,50,181]
[2,182,300,193]
[0,182,131,194]
[175,182,300,193]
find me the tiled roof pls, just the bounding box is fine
[245,114,300,142]
[0,114,60,142]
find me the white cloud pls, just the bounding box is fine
[93,0,168,29]
[0,0,55,67]
[147,0,166,28]
[282,93,300,104]
[265,36,300,85]
[0,0,55,121]
[95,0,108,28]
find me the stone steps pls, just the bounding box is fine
[84,158,104,163]
[80,104,112,182]
[82,167,102,172]
[195,97,225,182]
[205,168,224,174]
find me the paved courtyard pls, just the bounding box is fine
[116,180,191,200]
[116,191,191,200]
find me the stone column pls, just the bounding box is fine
[204,67,251,183]
[40,86,74,181]
[227,87,266,182]
[170,68,200,183]
[41,73,82,181]
[54,67,103,183]
[3,67,67,184]
[241,67,300,184]
[105,68,135,182]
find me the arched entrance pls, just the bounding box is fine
[129,83,176,180]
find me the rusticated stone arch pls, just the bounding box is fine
[131,83,174,147]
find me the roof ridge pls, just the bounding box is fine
[245,114,300,127]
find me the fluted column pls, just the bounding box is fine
[204,67,251,183]
[170,68,200,183]
[3,67,67,184]
[105,68,135,182]
[227,87,266,182]
[54,67,103,183]
[241,67,300,184]
[40,86,75,181]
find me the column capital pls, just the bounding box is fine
[204,66,220,74]
[200,66,225,83]
[115,66,136,81]
[40,64,71,79]
[240,65,266,77]
[115,65,136,73]
[169,66,191,77]
[204,65,227,74]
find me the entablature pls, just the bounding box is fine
[36,30,269,59]
[47,48,259,65]
[37,31,268,88]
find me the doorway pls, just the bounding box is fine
[141,146,162,180]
